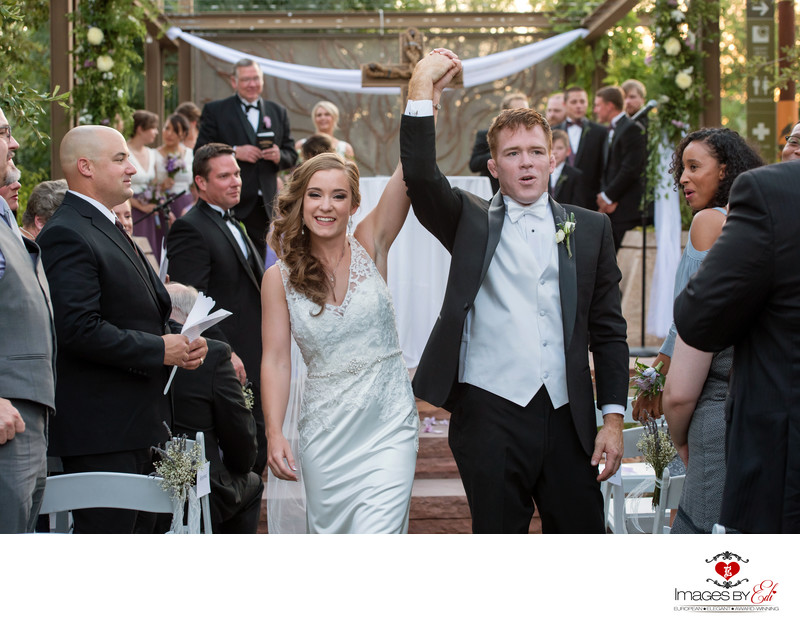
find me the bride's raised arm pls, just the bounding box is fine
[355,49,461,279]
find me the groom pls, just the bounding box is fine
[401,52,629,533]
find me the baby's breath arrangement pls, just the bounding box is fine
[152,423,205,501]
[636,417,677,508]
[242,381,255,411]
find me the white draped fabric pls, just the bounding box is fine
[166,26,588,94]
[354,175,493,368]
[646,142,682,338]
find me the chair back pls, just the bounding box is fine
[39,472,174,519]
[602,424,648,533]
[652,467,686,534]
[180,431,213,534]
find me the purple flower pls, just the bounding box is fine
[165,154,185,176]
[84,59,95,68]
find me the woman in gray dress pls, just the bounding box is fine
[661,128,763,533]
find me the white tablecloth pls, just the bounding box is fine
[354,176,493,368]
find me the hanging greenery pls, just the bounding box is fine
[70,0,155,128]
[645,0,718,200]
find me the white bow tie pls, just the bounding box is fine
[507,197,548,223]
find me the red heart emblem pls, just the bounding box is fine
[715,562,740,579]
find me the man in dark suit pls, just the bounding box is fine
[674,160,800,533]
[167,283,263,533]
[554,86,607,210]
[593,86,647,251]
[469,92,529,195]
[36,125,207,533]
[195,58,297,256]
[0,109,55,533]
[549,129,584,206]
[166,143,267,476]
[402,52,629,534]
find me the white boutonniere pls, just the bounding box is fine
[556,212,576,258]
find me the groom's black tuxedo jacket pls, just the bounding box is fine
[166,199,265,384]
[675,160,800,533]
[37,192,173,457]
[195,94,297,222]
[401,115,629,457]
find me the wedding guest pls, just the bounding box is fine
[781,121,800,162]
[112,199,133,236]
[36,124,207,533]
[0,107,55,534]
[195,58,298,256]
[594,85,647,251]
[633,128,764,422]
[674,158,800,534]
[128,110,167,258]
[176,102,202,150]
[295,100,354,161]
[653,129,763,534]
[621,79,647,118]
[0,159,21,216]
[300,133,335,161]
[469,92,529,195]
[553,86,607,210]
[20,179,67,240]
[156,112,194,219]
[167,282,263,533]
[545,92,566,127]
[549,129,583,206]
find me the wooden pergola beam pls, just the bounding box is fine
[167,11,554,32]
[581,0,642,43]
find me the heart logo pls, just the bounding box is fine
[715,562,740,579]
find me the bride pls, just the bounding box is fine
[261,50,461,533]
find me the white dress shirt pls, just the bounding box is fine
[208,202,248,258]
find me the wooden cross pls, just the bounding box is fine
[361,27,462,101]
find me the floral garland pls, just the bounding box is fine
[71,0,156,127]
[645,0,717,200]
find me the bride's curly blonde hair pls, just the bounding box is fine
[269,153,361,314]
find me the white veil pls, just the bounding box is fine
[266,337,308,533]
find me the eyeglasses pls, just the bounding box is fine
[785,135,800,147]
[0,125,11,140]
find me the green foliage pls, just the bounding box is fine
[1,0,70,188]
[0,1,70,143]
[70,0,157,128]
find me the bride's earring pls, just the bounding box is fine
[301,222,305,236]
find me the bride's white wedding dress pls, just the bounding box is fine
[277,235,418,533]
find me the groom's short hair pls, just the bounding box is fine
[487,108,552,159]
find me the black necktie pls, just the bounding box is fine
[115,219,136,248]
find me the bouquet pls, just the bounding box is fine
[164,153,186,178]
[636,416,677,508]
[630,358,665,399]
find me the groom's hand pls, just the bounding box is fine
[592,412,624,481]
[408,49,460,102]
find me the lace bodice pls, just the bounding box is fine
[278,236,416,446]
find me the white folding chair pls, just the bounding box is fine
[651,467,685,534]
[40,431,213,534]
[39,472,175,533]
[181,431,213,534]
[602,425,650,533]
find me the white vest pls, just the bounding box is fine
[460,204,569,408]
